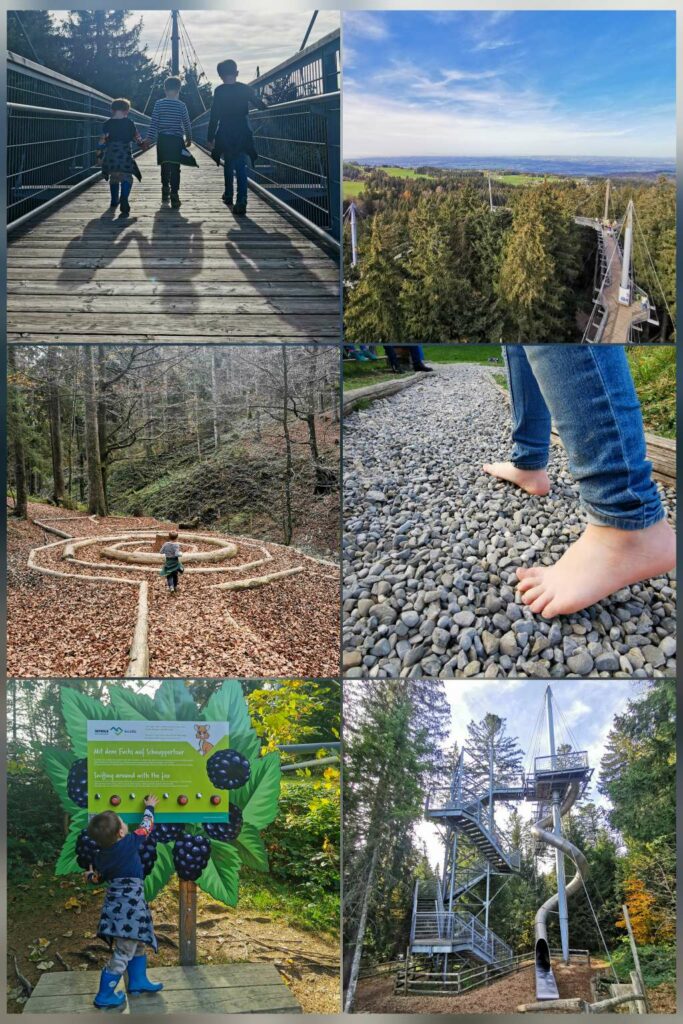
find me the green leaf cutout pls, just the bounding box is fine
[229,752,281,830]
[55,810,89,876]
[197,839,241,906]
[109,686,160,721]
[60,689,115,758]
[234,823,269,872]
[41,748,81,815]
[202,680,250,733]
[144,841,176,903]
[154,680,198,721]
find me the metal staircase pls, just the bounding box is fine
[410,879,514,964]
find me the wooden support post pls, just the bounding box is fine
[622,904,650,1013]
[179,879,197,966]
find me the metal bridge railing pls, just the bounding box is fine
[534,751,589,774]
[192,30,340,247]
[7,51,150,228]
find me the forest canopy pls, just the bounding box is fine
[344,169,675,344]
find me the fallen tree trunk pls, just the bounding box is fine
[214,566,305,591]
[125,582,149,677]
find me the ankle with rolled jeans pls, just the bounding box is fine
[224,153,248,205]
[503,344,665,531]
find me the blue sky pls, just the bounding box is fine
[343,10,676,159]
[418,679,647,868]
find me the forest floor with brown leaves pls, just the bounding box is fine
[352,960,674,1014]
[7,866,339,1014]
[8,503,339,679]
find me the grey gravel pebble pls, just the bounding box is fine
[342,364,677,679]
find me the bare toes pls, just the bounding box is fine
[516,567,533,581]
[517,572,543,594]
[521,584,545,606]
[540,598,562,619]
[530,592,553,615]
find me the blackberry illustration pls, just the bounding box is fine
[139,834,158,877]
[206,749,251,791]
[173,833,211,882]
[204,806,243,842]
[67,758,88,808]
[75,828,100,870]
[154,823,185,844]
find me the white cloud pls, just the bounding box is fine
[342,11,389,42]
[343,87,671,158]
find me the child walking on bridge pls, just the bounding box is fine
[97,98,143,216]
[207,59,266,215]
[86,795,163,1008]
[144,78,193,208]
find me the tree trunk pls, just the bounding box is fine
[82,347,107,516]
[8,345,28,518]
[96,347,109,507]
[344,842,380,1012]
[211,349,221,450]
[46,347,66,506]
[281,345,294,545]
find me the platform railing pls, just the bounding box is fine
[7,51,150,228]
[191,30,340,246]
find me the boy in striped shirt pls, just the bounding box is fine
[145,77,192,208]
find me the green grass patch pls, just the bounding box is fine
[490,172,544,186]
[421,344,503,365]
[628,347,676,438]
[376,165,435,180]
[343,179,366,199]
[239,871,339,937]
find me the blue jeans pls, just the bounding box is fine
[109,181,131,205]
[224,153,248,204]
[504,345,664,531]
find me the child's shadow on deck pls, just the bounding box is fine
[131,207,205,313]
[57,212,140,286]
[222,212,338,342]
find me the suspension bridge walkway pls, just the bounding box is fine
[7,31,340,345]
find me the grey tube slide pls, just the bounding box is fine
[532,782,589,988]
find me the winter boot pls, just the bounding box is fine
[161,187,171,202]
[119,197,130,216]
[171,193,181,208]
[94,969,126,1008]
[233,202,247,216]
[126,955,164,995]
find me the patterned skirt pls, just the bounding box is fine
[101,141,142,184]
[97,878,158,952]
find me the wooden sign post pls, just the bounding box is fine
[179,879,198,966]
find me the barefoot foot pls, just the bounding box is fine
[516,519,676,618]
[483,462,550,496]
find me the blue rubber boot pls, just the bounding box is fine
[127,955,164,995]
[93,969,125,1008]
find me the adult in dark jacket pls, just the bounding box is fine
[207,59,266,214]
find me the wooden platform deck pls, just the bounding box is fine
[599,226,649,343]
[22,964,303,1014]
[8,148,340,345]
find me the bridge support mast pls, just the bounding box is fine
[619,201,634,306]
[546,686,569,963]
[603,178,611,223]
[171,11,180,76]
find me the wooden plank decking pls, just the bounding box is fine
[22,963,303,1014]
[8,148,340,344]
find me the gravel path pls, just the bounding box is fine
[343,364,676,679]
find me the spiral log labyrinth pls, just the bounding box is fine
[25,519,337,677]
